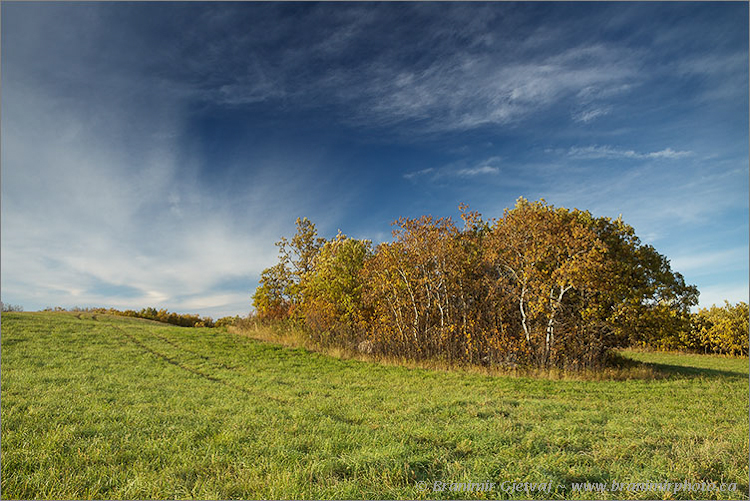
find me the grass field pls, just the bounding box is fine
[1,312,748,499]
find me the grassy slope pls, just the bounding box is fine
[1,312,747,500]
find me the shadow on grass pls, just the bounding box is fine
[645,361,748,379]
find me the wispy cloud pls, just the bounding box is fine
[670,247,749,275]
[342,45,638,133]
[567,145,693,160]
[403,168,435,180]
[572,106,611,123]
[696,284,749,310]
[540,156,746,231]
[0,74,333,317]
[404,157,502,181]
[137,5,643,134]
[3,2,746,317]
[577,84,634,102]
[456,165,500,177]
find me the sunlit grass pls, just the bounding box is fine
[2,312,747,499]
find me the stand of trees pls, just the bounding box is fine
[254,199,745,370]
[684,301,748,356]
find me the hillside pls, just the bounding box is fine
[1,312,747,499]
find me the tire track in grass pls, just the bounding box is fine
[112,320,414,429]
[110,323,288,403]
[148,331,238,370]
[113,323,380,428]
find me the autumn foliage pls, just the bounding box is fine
[253,199,743,369]
[685,301,749,356]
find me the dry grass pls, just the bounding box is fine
[230,321,662,381]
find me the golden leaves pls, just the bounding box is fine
[254,199,703,368]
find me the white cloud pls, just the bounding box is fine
[171,5,642,135]
[404,156,501,181]
[4,3,745,320]
[175,293,254,316]
[645,148,694,159]
[567,145,693,160]
[531,152,748,255]
[403,168,435,180]
[0,78,313,317]
[572,106,611,123]
[674,52,747,79]
[456,165,500,177]
[346,45,638,132]
[696,284,749,309]
[670,247,749,275]
[577,83,634,102]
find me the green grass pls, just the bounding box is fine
[2,312,748,499]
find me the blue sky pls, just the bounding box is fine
[2,2,748,318]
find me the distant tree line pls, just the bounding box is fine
[40,306,240,329]
[1,303,24,312]
[253,199,748,369]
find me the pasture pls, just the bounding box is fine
[1,312,747,499]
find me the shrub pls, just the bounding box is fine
[691,301,749,356]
